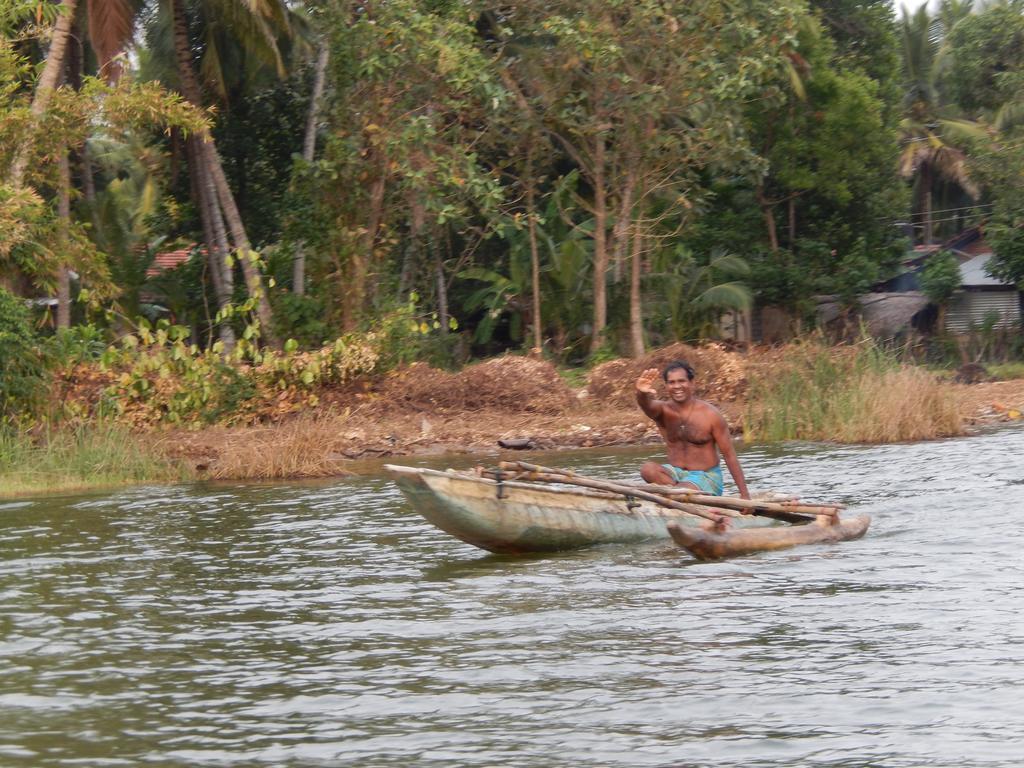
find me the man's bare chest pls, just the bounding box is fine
[660,413,714,446]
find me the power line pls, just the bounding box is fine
[903,203,994,219]
[898,213,990,227]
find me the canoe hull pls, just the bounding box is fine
[667,515,871,560]
[386,464,776,554]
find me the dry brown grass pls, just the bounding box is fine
[743,340,965,444]
[200,414,353,480]
[832,367,964,443]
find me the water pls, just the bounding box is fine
[2,428,1024,767]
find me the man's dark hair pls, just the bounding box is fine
[662,360,695,381]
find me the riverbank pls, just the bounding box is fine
[164,374,1024,480]
[5,342,1024,497]
[163,342,1023,482]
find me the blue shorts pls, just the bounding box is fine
[662,464,724,496]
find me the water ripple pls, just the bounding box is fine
[2,426,1024,766]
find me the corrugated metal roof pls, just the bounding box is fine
[958,253,1009,288]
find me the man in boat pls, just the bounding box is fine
[636,360,751,500]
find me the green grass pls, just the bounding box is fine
[557,366,588,389]
[987,362,1024,381]
[744,338,963,444]
[0,423,193,497]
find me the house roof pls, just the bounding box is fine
[146,248,193,277]
[816,292,930,335]
[959,253,1008,288]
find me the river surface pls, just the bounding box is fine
[2,427,1024,767]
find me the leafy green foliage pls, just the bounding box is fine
[811,0,901,106]
[94,296,454,425]
[946,6,1024,115]
[44,325,109,366]
[0,287,48,424]
[969,124,1024,289]
[215,71,311,247]
[649,247,752,341]
[919,251,961,305]
[270,291,331,349]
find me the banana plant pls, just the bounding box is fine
[650,246,752,341]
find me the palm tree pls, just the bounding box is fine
[899,3,981,244]
[159,0,298,348]
[8,0,295,343]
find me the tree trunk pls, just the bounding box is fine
[756,185,779,253]
[397,239,418,300]
[302,44,330,161]
[435,249,448,335]
[56,152,72,329]
[629,224,645,358]
[610,167,637,283]
[170,0,277,347]
[187,136,235,351]
[292,44,330,297]
[788,197,796,248]
[920,163,933,245]
[203,141,278,346]
[526,184,543,355]
[80,144,96,206]
[169,0,205,125]
[347,160,387,330]
[399,193,426,299]
[186,137,219,340]
[9,0,78,187]
[590,135,609,355]
[67,21,98,229]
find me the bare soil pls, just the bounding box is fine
[158,349,1024,479]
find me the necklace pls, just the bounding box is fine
[678,399,695,437]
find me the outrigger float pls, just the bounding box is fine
[385,461,870,560]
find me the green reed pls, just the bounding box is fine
[744,338,963,444]
[0,422,192,497]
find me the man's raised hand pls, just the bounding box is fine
[635,367,660,396]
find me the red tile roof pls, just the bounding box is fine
[146,248,193,277]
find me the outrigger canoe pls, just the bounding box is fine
[385,464,870,558]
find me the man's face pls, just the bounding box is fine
[665,369,693,403]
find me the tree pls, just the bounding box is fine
[492,0,805,356]
[315,0,504,331]
[683,9,905,318]
[898,3,982,244]
[754,20,900,254]
[1,14,207,311]
[6,0,77,188]
[919,249,961,330]
[292,42,329,296]
[813,0,902,97]
[159,0,293,348]
[948,4,1024,288]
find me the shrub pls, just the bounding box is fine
[0,288,48,424]
[372,296,460,370]
[45,324,108,365]
[271,292,330,349]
